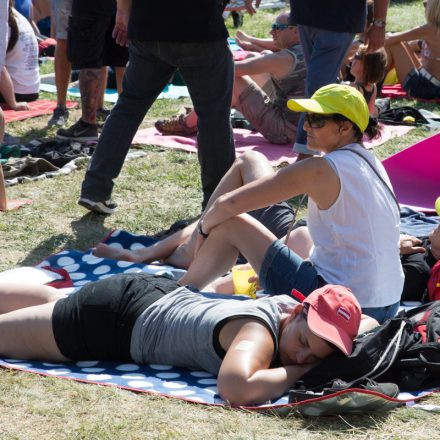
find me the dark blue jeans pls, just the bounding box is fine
[81,39,235,207]
[293,26,354,154]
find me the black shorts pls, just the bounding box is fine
[67,15,129,69]
[52,273,180,361]
[249,202,294,239]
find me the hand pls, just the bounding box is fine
[399,235,426,256]
[244,0,260,16]
[248,273,261,291]
[429,226,440,260]
[13,102,30,111]
[112,9,130,46]
[365,25,386,52]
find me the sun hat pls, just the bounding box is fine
[287,83,369,132]
[302,284,362,356]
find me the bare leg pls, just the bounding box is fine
[95,151,275,269]
[182,75,265,126]
[0,111,32,211]
[0,301,69,361]
[54,39,71,108]
[0,283,65,314]
[164,151,274,268]
[97,67,108,110]
[179,214,277,290]
[115,66,125,95]
[385,42,419,85]
[284,226,313,260]
[79,68,104,125]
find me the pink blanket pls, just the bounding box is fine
[132,124,414,166]
[382,132,440,213]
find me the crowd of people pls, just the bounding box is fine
[0,0,439,406]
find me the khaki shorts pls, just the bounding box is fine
[235,81,298,145]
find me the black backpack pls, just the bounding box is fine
[378,105,429,126]
[292,302,440,393]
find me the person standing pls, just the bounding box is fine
[47,0,72,127]
[78,0,261,214]
[56,0,128,141]
[290,0,390,159]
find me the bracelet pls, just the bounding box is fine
[198,221,209,238]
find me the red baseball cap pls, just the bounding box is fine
[303,285,362,356]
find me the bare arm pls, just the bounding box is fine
[113,0,132,46]
[0,165,6,211]
[366,0,389,51]
[0,67,30,111]
[385,25,429,46]
[235,51,294,79]
[201,157,339,234]
[217,320,315,406]
[235,31,277,52]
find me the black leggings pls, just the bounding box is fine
[52,273,180,361]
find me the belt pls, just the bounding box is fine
[419,67,440,87]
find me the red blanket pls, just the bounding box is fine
[1,99,78,123]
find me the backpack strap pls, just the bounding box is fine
[338,147,400,213]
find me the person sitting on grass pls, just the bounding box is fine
[0,1,39,111]
[94,150,298,269]
[346,44,387,116]
[0,273,377,406]
[155,11,306,145]
[384,0,440,100]
[176,84,404,324]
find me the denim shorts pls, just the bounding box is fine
[259,240,326,297]
[403,68,440,100]
[361,301,400,325]
[51,0,72,39]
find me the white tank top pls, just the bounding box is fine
[308,143,404,308]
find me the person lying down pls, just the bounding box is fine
[0,273,376,406]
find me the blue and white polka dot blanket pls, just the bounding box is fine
[0,230,434,412]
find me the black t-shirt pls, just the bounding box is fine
[401,238,438,302]
[71,0,116,18]
[128,1,228,43]
[291,0,366,34]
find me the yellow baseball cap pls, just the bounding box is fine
[287,83,369,132]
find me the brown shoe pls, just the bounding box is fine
[155,114,198,136]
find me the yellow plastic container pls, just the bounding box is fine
[231,264,257,298]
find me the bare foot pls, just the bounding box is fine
[94,243,141,262]
[236,30,251,44]
[0,199,32,211]
[162,242,194,269]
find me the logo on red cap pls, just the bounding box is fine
[337,307,351,321]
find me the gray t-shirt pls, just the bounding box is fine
[130,287,297,374]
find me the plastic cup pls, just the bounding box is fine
[232,264,257,298]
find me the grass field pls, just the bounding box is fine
[1,1,440,438]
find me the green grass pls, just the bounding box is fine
[1,2,440,438]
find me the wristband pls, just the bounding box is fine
[198,221,209,238]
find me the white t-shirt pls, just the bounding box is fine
[307,143,404,308]
[5,10,39,95]
[0,2,7,72]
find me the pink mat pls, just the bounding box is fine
[382,132,440,213]
[132,124,414,166]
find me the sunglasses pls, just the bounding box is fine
[271,23,294,31]
[305,113,334,128]
[305,113,348,128]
